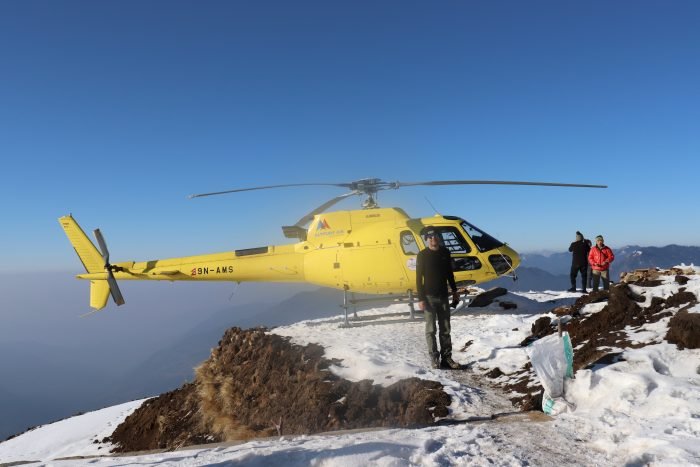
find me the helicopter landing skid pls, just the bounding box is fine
[339,289,479,328]
[339,289,421,328]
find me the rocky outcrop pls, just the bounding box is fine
[109,327,450,453]
[499,268,698,410]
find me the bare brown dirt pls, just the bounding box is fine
[666,308,700,349]
[107,383,211,452]
[108,327,450,453]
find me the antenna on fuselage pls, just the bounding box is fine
[424,197,441,216]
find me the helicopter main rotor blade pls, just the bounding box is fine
[188,183,353,199]
[190,178,606,201]
[188,177,607,218]
[395,180,607,189]
[93,229,126,306]
[293,191,360,227]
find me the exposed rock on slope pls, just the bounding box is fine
[666,309,700,349]
[491,268,699,410]
[109,327,450,453]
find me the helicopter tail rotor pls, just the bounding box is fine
[93,229,126,306]
[58,215,126,310]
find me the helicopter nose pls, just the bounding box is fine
[488,245,520,275]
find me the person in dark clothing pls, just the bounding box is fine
[568,231,590,293]
[416,227,461,370]
[585,237,593,289]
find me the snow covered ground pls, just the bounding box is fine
[1,270,699,466]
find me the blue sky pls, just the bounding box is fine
[1,1,699,272]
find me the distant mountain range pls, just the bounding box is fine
[500,244,700,291]
[490,267,568,292]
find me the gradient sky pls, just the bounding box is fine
[1,1,699,273]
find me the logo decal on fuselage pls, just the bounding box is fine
[313,218,345,237]
[406,257,417,271]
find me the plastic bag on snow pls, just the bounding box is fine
[526,331,575,415]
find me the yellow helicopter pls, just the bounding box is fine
[59,178,605,311]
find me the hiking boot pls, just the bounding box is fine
[430,354,440,369]
[580,289,588,294]
[567,287,576,292]
[441,356,461,370]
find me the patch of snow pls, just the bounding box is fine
[0,399,146,464]
[579,301,607,316]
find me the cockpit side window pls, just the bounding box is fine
[461,221,504,252]
[422,227,472,254]
[400,231,419,255]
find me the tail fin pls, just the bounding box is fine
[90,280,110,310]
[58,215,105,273]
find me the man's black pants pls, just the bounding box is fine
[424,295,452,359]
[570,264,588,290]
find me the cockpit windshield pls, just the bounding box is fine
[421,226,472,254]
[461,221,504,252]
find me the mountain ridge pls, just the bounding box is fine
[520,244,700,277]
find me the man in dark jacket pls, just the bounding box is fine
[416,227,461,370]
[585,237,593,289]
[568,231,590,293]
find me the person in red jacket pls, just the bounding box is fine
[588,235,615,291]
